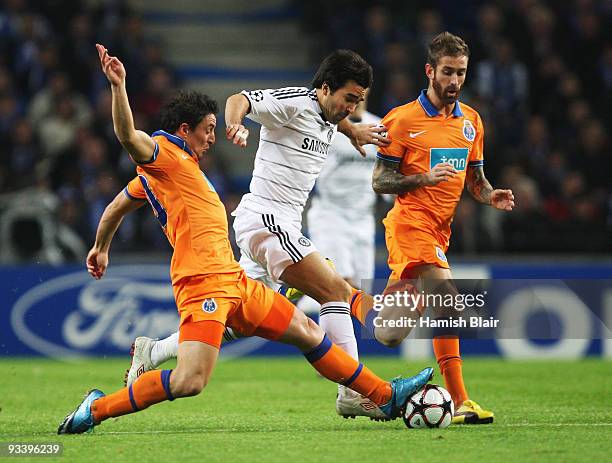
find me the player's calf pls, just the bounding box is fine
[169,340,219,398]
[169,369,208,397]
[280,253,352,304]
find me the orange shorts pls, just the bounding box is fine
[174,271,295,348]
[384,219,450,280]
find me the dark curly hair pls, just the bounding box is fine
[160,91,219,133]
[312,49,373,92]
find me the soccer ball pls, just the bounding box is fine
[403,384,454,429]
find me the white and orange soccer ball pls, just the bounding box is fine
[403,384,454,429]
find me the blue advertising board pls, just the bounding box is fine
[1,264,610,358]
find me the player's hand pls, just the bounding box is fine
[349,123,391,157]
[96,44,126,87]
[424,162,458,186]
[226,124,249,147]
[491,189,515,211]
[86,247,109,280]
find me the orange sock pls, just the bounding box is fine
[349,288,374,327]
[304,335,392,406]
[91,370,174,423]
[432,337,468,406]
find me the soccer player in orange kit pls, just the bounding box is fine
[350,32,514,424]
[57,45,433,434]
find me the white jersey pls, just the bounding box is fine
[236,87,337,222]
[312,110,380,215]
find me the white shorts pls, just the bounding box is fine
[232,209,318,284]
[307,205,375,292]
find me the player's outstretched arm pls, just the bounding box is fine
[372,159,457,194]
[86,190,144,280]
[465,165,514,211]
[339,120,390,156]
[95,44,156,163]
[225,93,250,147]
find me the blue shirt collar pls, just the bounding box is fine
[417,89,463,118]
[152,130,194,156]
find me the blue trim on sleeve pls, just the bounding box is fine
[304,334,333,363]
[133,142,160,165]
[128,385,139,411]
[342,363,364,387]
[376,152,401,163]
[161,370,175,401]
[468,160,484,167]
[123,187,145,202]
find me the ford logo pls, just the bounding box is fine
[10,266,178,358]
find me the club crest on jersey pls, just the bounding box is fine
[435,246,448,263]
[202,298,217,313]
[327,128,334,143]
[298,237,312,247]
[463,120,476,142]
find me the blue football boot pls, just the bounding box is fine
[379,367,434,419]
[57,389,105,434]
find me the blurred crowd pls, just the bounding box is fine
[301,0,612,253]
[0,0,185,260]
[0,0,610,263]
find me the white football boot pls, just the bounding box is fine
[335,386,391,421]
[125,336,156,387]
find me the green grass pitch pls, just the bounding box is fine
[0,357,610,462]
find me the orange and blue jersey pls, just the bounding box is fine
[124,130,241,287]
[377,90,484,245]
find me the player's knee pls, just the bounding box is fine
[374,327,407,348]
[290,310,324,350]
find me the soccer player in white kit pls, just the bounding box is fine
[306,100,383,295]
[126,50,392,419]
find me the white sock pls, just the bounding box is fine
[318,301,359,361]
[151,331,179,367]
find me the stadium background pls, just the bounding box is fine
[1,0,611,360]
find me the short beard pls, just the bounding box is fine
[432,78,460,106]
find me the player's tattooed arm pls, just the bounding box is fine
[372,159,457,194]
[466,165,515,211]
[465,165,493,204]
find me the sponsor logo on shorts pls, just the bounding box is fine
[202,298,217,313]
[463,120,476,142]
[298,237,312,247]
[435,246,448,263]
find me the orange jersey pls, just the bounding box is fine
[377,90,484,244]
[125,130,241,286]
